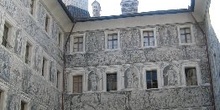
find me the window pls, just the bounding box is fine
[57,70,61,88]
[180,27,192,43]
[73,75,83,93]
[0,91,2,107]
[107,33,118,49]
[143,30,155,47]
[58,32,63,48]
[185,67,197,86]
[42,57,47,76]
[73,36,84,52]
[21,101,27,110]
[146,70,158,89]
[45,15,50,32]
[30,0,35,15]
[25,42,32,64]
[107,73,117,91]
[2,24,9,47]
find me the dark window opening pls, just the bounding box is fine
[146,70,158,89]
[107,73,117,91]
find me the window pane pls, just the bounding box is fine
[185,67,197,86]
[185,28,191,33]
[180,35,186,43]
[146,70,158,89]
[107,73,117,91]
[186,34,192,43]
[73,76,83,93]
[149,31,154,36]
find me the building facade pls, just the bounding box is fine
[0,0,220,110]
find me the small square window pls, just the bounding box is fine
[146,70,158,89]
[107,73,117,91]
[185,67,197,86]
[2,24,10,47]
[143,31,155,47]
[25,42,32,64]
[107,33,118,49]
[73,36,84,52]
[73,75,83,93]
[180,27,192,44]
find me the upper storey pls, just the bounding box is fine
[121,0,139,14]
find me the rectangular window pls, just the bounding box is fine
[185,67,197,86]
[73,36,83,52]
[143,31,155,47]
[58,32,62,47]
[57,70,60,88]
[42,57,47,76]
[30,0,35,15]
[73,75,83,93]
[21,101,27,110]
[107,33,118,49]
[107,73,117,91]
[146,70,158,89]
[180,27,192,43]
[0,91,2,106]
[45,15,50,32]
[25,42,32,64]
[2,24,9,47]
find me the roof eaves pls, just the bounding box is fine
[57,0,75,22]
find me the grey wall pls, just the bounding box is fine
[64,23,214,110]
[0,0,63,109]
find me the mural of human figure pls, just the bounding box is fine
[124,68,138,89]
[88,71,98,91]
[163,65,178,86]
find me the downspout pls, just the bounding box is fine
[190,12,216,109]
[62,21,76,110]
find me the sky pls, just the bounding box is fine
[88,0,220,40]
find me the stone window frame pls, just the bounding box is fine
[178,24,195,45]
[0,82,9,110]
[104,30,121,51]
[57,29,64,50]
[181,61,202,86]
[56,64,63,91]
[29,0,38,17]
[1,14,17,49]
[70,33,86,54]
[103,66,122,92]
[23,39,34,66]
[41,52,50,80]
[20,95,31,110]
[44,12,52,36]
[142,63,162,90]
[68,69,86,94]
[140,28,157,48]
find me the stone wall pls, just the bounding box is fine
[205,13,220,110]
[64,22,214,109]
[0,0,64,109]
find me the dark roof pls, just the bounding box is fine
[58,0,195,23]
[66,5,90,19]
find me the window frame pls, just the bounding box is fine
[24,41,33,65]
[70,34,85,54]
[0,82,8,110]
[57,30,64,50]
[178,24,195,45]
[181,62,201,86]
[41,53,50,80]
[68,70,85,94]
[105,31,120,51]
[56,65,63,91]
[106,73,118,92]
[140,28,157,48]
[44,13,51,34]
[1,14,17,49]
[103,66,121,92]
[20,95,30,110]
[146,70,158,89]
[142,64,162,90]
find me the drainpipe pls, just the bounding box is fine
[190,12,216,110]
[62,22,76,110]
